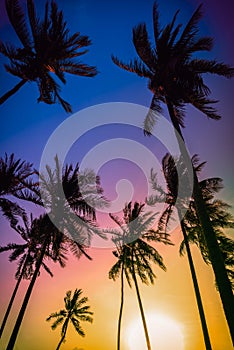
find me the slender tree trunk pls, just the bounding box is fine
[0,79,27,105]
[0,255,29,338]
[55,334,66,350]
[166,99,234,344]
[178,210,212,350]
[6,241,48,350]
[117,264,124,350]
[132,269,152,350]
[55,319,68,350]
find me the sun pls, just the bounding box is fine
[126,313,184,350]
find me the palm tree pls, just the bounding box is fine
[46,289,93,350]
[180,159,234,288]
[111,2,234,341]
[0,0,97,112]
[0,212,55,338]
[108,202,171,350]
[148,153,214,349]
[6,157,106,350]
[0,153,41,224]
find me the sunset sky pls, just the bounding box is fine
[0,0,234,349]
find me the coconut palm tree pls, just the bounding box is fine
[6,157,106,350]
[148,153,214,349]
[0,0,97,112]
[108,202,171,350]
[0,212,56,338]
[180,159,234,287]
[111,2,234,341]
[46,289,93,350]
[0,153,41,224]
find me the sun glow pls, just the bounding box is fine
[126,313,184,350]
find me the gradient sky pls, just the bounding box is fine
[0,0,234,349]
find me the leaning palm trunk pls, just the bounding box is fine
[0,254,29,338]
[117,264,124,350]
[6,240,48,350]
[166,99,234,343]
[0,80,27,105]
[56,320,68,350]
[132,269,152,350]
[178,209,212,350]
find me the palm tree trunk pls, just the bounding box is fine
[56,320,68,350]
[166,99,234,344]
[0,79,27,105]
[117,264,124,350]
[0,254,29,338]
[132,269,152,350]
[6,241,48,350]
[178,210,212,350]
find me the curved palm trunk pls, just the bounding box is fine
[178,210,212,350]
[132,269,152,350]
[56,319,68,350]
[166,99,234,344]
[0,254,29,338]
[0,79,27,105]
[6,241,48,350]
[117,264,124,350]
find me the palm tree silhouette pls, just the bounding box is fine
[108,202,171,350]
[6,157,106,350]
[180,158,234,288]
[0,0,97,112]
[46,289,93,350]
[0,212,56,338]
[148,153,214,349]
[149,153,234,349]
[111,2,234,341]
[0,153,41,223]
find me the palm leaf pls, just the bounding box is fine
[5,0,32,49]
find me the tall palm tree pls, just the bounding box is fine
[46,289,93,350]
[108,202,171,350]
[148,153,215,350]
[111,2,234,341]
[0,0,97,112]
[180,159,234,288]
[0,153,41,224]
[6,157,106,350]
[0,212,55,338]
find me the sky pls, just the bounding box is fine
[0,0,234,349]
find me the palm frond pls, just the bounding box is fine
[133,23,156,69]
[112,55,152,78]
[176,4,203,49]
[190,59,234,78]
[189,94,220,120]
[152,2,160,44]
[143,95,162,135]
[5,0,32,48]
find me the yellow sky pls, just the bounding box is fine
[0,226,233,350]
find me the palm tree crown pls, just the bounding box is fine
[112,2,234,133]
[46,289,93,350]
[0,153,41,225]
[0,0,97,111]
[108,202,171,350]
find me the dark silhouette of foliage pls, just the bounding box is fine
[108,201,171,350]
[0,153,41,225]
[0,0,97,111]
[46,289,93,350]
[112,2,234,341]
[0,212,56,338]
[6,157,106,350]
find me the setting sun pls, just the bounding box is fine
[126,313,184,350]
